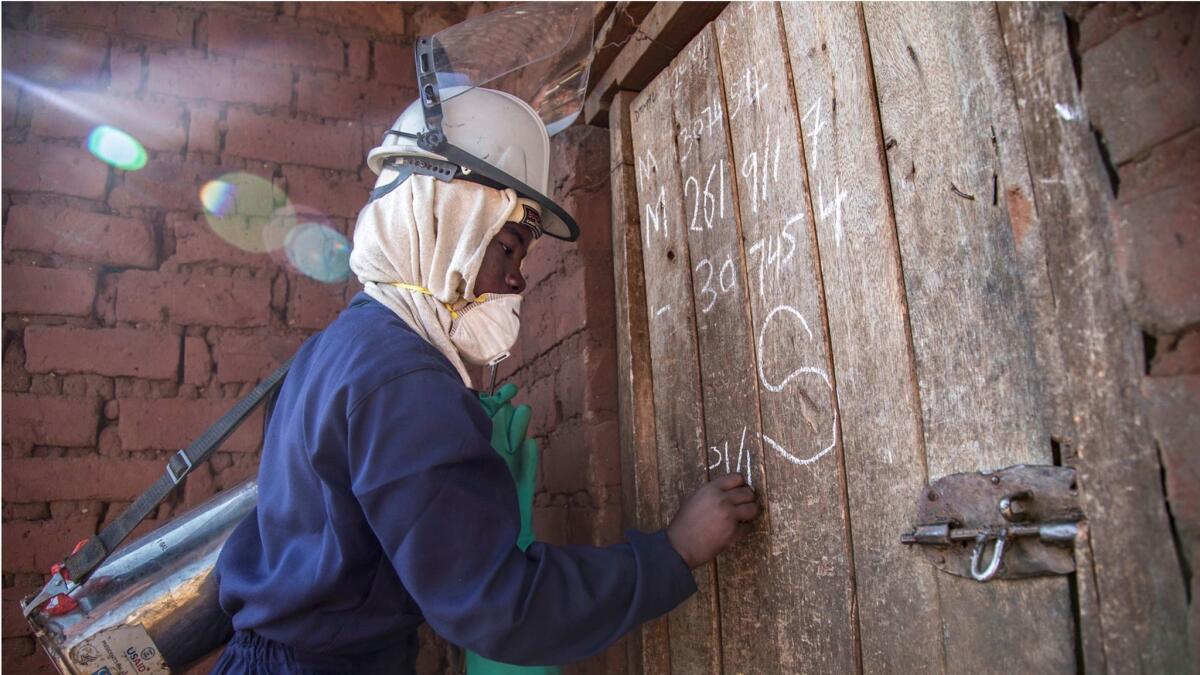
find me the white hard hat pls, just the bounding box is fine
[365,86,576,241]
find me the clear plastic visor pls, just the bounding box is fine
[429,2,596,136]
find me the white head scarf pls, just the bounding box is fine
[348,174,518,386]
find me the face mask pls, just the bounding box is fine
[392,283,522,367]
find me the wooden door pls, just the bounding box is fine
[610,2,1190,673]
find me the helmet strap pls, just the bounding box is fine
[368,163,415,202]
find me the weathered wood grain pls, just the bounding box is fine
[609,88,671,675]
[998,4,1193,672]
[671,22,779,675]
[863,3,1076,671]
[777,3,944,673]
[713,4,858,674]
[630,57,721,675]
[590,2,656,97]
[585,2,728,126]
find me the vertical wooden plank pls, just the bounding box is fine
[630,55,722,675]
[609,88,671,675]
[863,3,1076,671]
[671,22,779,675]
[998,4,1193,672]
[712,4,858,674]
[778,4,944,673]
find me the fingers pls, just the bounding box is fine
[494,382,519,404]
[725,486,756,505]
[509,404,532,448]
[712,472,747,489]
[732,502,760,522]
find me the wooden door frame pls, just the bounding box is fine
[596,2,1191,672]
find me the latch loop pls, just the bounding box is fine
[901,464,1084,582]
[970,532,1008,582]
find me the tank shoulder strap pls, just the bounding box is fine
[23,358,293,617]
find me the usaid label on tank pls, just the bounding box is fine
[69,624,169,675]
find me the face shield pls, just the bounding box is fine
[379,2,597,241]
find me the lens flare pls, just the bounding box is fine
[86,125,147,171]
[285,223,352,283]
[199,173,289,252]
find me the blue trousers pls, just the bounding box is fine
[211,630,417,675]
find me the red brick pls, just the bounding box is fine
[3,640,57,675]
[280,164,369,219]
[182,465,217,509]
[1112,182,1200,332]
[30,90,186,153]
[1082,4,1200,163]
[409,4,465,37]
[551,266,588,343]
[5,205,157,268]
[120,398,263,453]
[24,325,180,379]
[1143,376,1200,577]
[1117,128,1200,204]
[184,336,213,385]
[585,417,621,487]
[1,143,109,199]
[2,457,164,501]
[2,516,97,574]
[168,212,278,270]
[348,38,370,80]
[287,274,348,329]
[1,266,96,317]
[3,587,36,637]
[147,52,291,107]
[0,30,107,87]
[525,374,558,439]
[115,270,272,327]
[224,110,362,170]
[109,157,219,211]
[584,341,619,415]
[115,3,196,46]
[533,504,568,544]
[523,239,566,289]
[188,103,223,155]
[1078,2,1171,52]
[31,2,116,32]
[556,352,586,420]
[542,418,588,494]
[2,394,100,448]
[212,331,305,382]
[372,41,417,88]
[297,72,413,124]
[208,12,343,71]
[108,48,144,94]
[295,3,406,33]
[1151,331,1200,377]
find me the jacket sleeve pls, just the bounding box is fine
[346,368,696,666]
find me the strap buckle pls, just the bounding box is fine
[166,449,193,484]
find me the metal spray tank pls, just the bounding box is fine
[25,481,256,674]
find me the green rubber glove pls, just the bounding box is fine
[477,383,538,551]
[469,384,560,675]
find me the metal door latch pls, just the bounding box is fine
[900,464,1083,582]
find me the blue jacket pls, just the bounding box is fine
[215,294,696,670]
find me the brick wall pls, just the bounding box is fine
[0,3,581,674]
[1067,0,1200,657]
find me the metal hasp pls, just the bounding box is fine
[900,464,1083,582]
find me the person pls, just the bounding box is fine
[211,83,760,675]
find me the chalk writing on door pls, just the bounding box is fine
[757,304,838,465]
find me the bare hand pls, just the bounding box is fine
[666,473,759,569]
